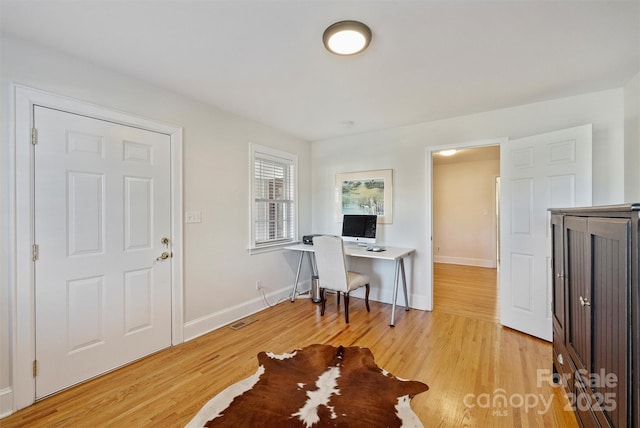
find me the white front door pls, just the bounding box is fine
[500,124,592,341]
[34,106,173,398]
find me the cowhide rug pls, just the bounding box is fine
[186,344,428,427]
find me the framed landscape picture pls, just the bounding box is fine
[335,169,393,223]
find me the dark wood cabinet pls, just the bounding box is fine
[550,205,638,428]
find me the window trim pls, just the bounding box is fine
[248,143,298,253]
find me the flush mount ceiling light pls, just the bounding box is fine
[439,150,457,156]
[323,20,372,55]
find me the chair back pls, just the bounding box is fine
[313,235,349,292]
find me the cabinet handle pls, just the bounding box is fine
[556,273,565,279]
[579,296,591,307]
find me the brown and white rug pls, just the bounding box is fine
[186,344,428,427]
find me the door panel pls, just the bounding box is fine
[588,218,629,428]
[34,106,172,398]
[510,253,534,311]
[68,171,104,255]
[565,216,590,372]
[500,125,592,340]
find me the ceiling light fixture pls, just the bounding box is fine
[439,149,457,156]
[323,20,372,55]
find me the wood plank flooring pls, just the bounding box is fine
[434,262,499,323]
[1,265,578,427]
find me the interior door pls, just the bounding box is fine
[34,106,173,398]
[499,124,592,341]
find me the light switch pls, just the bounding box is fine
[185,211,202,224]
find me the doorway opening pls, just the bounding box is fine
[431,145,501,322]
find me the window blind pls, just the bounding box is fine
[253,151,295,246]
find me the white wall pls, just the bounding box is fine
[311,88,625,312]
[433,159,499,267]
[624,72,640,202]
[1,34,312,414]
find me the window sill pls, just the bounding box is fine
[247,241,300,255]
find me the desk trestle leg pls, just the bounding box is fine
[400,258,409,311]
[390,258,410,327]
[290,252,304,302]
[290,252,316,302]
[390,261,400,326]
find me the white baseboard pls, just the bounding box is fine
[342,285,428,311]
[182,278,428,342]
[408,293,430,311]
[0,387,13,419]
[434,255,496,268]
[183,282,308,342]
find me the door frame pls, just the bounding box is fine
[10,84,184,410]
[424,137,507,311]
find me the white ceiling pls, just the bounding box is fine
[1,0,638,142]
[432,145,500,165]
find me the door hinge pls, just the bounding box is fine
[33,360,38,377]
[31,128,38,145]
[32,244,39,261]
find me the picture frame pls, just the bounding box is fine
[335,169,393,223]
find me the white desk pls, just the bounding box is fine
[284,243,415,326]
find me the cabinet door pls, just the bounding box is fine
[551,214,566,336]
[588,218,629,428]
[565,216,591,373]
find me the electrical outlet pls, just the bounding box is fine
[256,280,262,290]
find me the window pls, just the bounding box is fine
[250,144,297,250]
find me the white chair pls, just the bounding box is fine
[313,235,370,323]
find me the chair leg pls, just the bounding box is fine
[365,284,370,312]
[320,288,326,316]
[337,291,340,306]
[344,293,350,323]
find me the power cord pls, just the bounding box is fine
[260,287,312,308]
[259,286,275,307]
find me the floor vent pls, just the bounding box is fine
[229,317,257,330]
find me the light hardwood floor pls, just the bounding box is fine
[1,265,578,427]
[433,262,499,323]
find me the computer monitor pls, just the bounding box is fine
[341,214,377,246]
